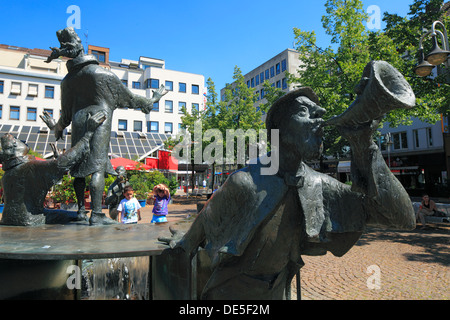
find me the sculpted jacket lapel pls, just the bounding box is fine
[296,170,326,242]
[283,164,326,243]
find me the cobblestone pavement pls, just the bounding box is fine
[126,199,450,300]
[292,225,450,300]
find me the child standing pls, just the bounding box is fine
[117,185,142,224]
[151,184,170,224]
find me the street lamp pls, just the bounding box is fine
[415,20,450,77]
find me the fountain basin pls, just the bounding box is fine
[0,220,193,299]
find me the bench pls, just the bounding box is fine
[412,202,450,224]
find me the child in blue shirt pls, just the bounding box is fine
[117,186,142,224]
[151,184,170,224]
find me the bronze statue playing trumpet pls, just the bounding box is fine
[158,60,417,300]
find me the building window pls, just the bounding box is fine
[413,129,420,148]
[28,84,38,97]
[27,107,37,121]
[276,63,281,75]
[165,100,173,113]
[393,132,408,150]
[282,78,287,89]
[270,66,275,78]
[0,105,2,118]
[151,101,159,112]
[92,50,106,63]
[281,59,287,72]
[251,78,255,88]
[121,80,128,87]
[132,82,141,89]
[44,109,53,118]
[265,69,269,80]
[11,82,22,95]
[192,103,199,113]
[179,101,186,114]
[164,122,173,134]
[45,86,54,98]
[260,72,264,82]
[118,119,127,131]
[178,123,183,131]
[134,120,143,132]
[165,80,173,91]
[10,106,20,120]
[146,79,159,89]
[255,74,260,86]
[247,80,250,88]
[179,82,186,93]
[276,80,281,88]
[192,84,199,94]
[261,89,265,99]
[148,121,159,133]
[0,81,3,93]
[427,128,433,147]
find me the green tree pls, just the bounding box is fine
[289,0,375,157]
[217,66,265,168]
[128,170,178,199]
[176,78,214,189]
[382,0,450,119]
[288,0,448,157]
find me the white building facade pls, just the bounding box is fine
[110,55,205,135]
[377,117,448,197]
[220,48,302,107]
[0,44,205,160]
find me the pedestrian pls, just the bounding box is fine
[151,184,170,224]
[117,186,142,224]
[416,194,437,229]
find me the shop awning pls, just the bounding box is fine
[110,157,151,171]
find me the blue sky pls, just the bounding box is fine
[0,0,413,92]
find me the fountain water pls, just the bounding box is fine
[82,257,149,300]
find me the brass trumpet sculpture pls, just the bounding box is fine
[324,60,416,127]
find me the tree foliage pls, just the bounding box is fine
[382,0,450,119]
[289,0,449,157]
[178,68,266,169]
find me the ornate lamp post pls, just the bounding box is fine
[414,20,450,77]
[414,20,450,191]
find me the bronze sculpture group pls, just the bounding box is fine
[0,28,417,300]
[0,27,167,226]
